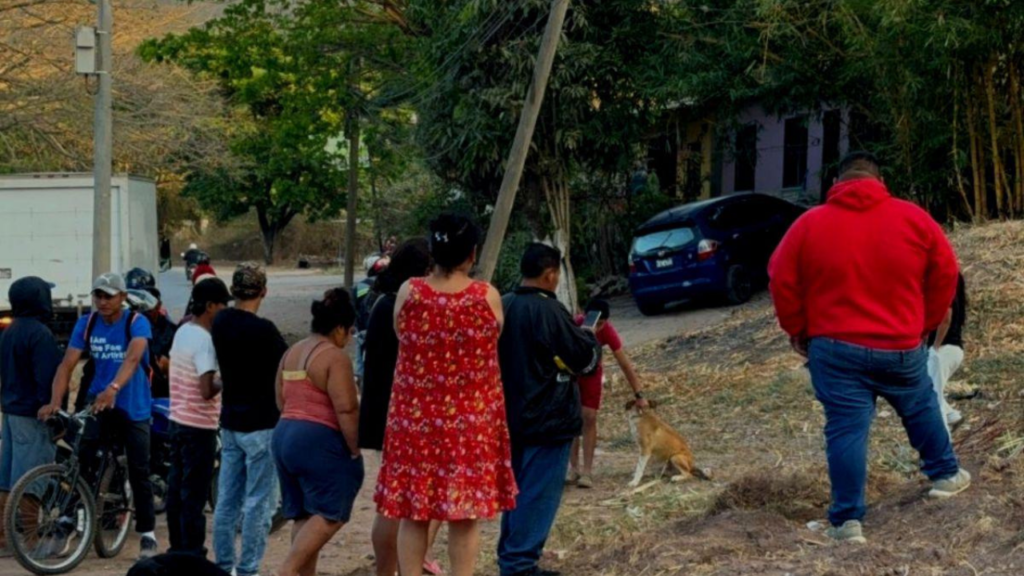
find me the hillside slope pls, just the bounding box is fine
[548,221,1024,576]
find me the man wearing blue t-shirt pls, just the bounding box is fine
[40,272,159,559]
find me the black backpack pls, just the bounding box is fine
[74,311,143,413]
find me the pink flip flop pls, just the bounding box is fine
[423,559,445,575]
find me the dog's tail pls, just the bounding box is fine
[692,466,712,481]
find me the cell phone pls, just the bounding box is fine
[582,310,602,331]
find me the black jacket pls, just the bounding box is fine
[499,287,601,447]
[358,293,398,450]
[0,277,61,417]
[148,312,177,398]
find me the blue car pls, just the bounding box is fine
[628,193,805,315]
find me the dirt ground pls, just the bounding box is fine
[4,222,1020,575]
[0,269,738,576]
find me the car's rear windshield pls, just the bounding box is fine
[632,226,696,256]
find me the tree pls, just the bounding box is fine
[407,0,668,310]
[142,0,414,264]
[0,0,229,233]
[652,0,1024,221]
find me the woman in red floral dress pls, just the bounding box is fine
[375,214,517,576]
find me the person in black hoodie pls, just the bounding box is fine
[0,277,61,548]
[497,244,601,576]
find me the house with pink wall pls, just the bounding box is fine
[657,105,852,206]
[719,106,850,205]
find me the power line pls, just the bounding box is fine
[376,0,532,109]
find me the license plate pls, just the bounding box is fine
[655,258,673,268]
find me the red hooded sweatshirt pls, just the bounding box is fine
[768,177,959,350]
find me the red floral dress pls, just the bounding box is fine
[374,279,518,521]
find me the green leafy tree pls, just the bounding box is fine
[406,0,669,309]
[142,0,413,263]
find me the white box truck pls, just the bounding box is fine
[0,173,158,342]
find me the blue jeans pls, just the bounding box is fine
[807,338,960,526]
[0,414,56,491]
[213,429,277,576]
[498,441,572,576]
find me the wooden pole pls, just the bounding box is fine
[477,0,571,282]
[344,111,360,289]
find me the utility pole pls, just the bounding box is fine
[344,112,360,289]
[477,0,570,282]
[92,0,113,278]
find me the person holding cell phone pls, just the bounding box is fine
[566,299,647,489]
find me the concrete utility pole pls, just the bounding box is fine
[92,0,114,278]
[477,0,571,282]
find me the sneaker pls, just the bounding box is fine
[138,535,159,560]
[576,474,594,489]
[31,535,68,560]
[825,520,867,544]
[56,530,78,558]
[564,470,580,486]
[929,468,971,498]
[947,410,964,427]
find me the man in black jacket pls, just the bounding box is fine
[497,244,601,576]
[0,277,61,548]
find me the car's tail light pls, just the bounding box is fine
[697,239,720,262]
[628,253,636,274]
[0,317,12,330]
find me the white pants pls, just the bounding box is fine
[927,345,965,432]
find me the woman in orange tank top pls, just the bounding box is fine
[272,288,363,576]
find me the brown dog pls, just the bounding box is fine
[625,399,708,487]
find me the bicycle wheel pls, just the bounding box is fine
[4,464,96,575]
[94,457,133,558]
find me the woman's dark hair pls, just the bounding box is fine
[311,287,356,336]
[374,238,432,294]
[429,214,480,273]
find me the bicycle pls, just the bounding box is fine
[3,407,135,575]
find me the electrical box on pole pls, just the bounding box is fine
[75,27,97,75]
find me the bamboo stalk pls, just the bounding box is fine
[952,79,975,220]
[975,66,990,218]
[984,56,1005,217]
[1009,59,1024,214]
[966,71,984,221]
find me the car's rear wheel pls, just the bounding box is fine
[725,265,753,305]
[636,299,663,316]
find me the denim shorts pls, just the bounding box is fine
[0,413,57,491]
[272,419,364,523]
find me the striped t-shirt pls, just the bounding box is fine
[169,322,220,430]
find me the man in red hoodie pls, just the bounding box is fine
[769,151,970,544]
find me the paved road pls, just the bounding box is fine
[158,267,358,341]
[158,266,734,348]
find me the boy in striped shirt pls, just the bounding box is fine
[167,278,232,556]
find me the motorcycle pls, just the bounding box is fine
[181,249,207,283]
